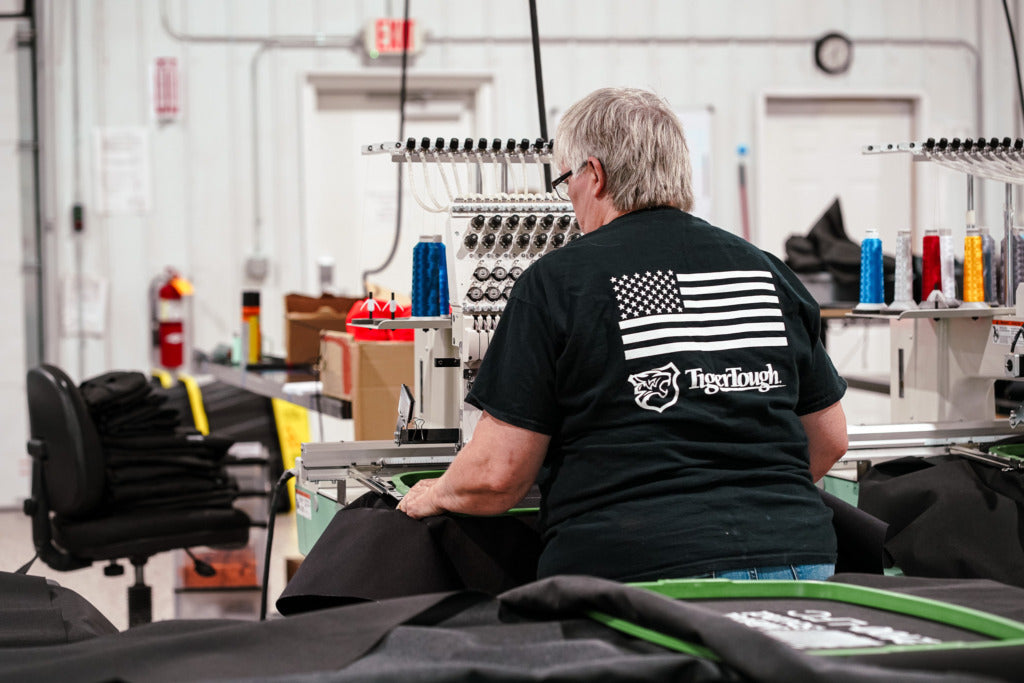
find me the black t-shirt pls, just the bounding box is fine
[466,207,847,582]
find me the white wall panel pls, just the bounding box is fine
[0,17,26,507]
[0,144,18,259]
[0,27,16,140]
[0,0,1014,418]
[0,0,1015,509]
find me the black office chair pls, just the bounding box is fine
[23,364,251,627]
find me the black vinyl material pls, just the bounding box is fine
[0,573,117,647]
[820,488,888,574]
[859,456,1024,587]
[278,489,881,616]
[0,572,468,683]
[2,571,1019,682]
[496,575,1008,683]
[278,493,541,615]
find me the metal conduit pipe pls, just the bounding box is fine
[160,0,984,276]
[431,34,981,145]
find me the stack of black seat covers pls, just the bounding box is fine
[79,371,238,513]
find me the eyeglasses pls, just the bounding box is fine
[551,167,574,192]
[551,161,587,198]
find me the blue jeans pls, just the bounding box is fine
[687,563,835,581]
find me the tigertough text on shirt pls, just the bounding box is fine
[628,362,785,412]
[685,364,785,395]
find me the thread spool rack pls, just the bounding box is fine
[864,137,1024,307]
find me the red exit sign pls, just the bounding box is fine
[365,18,422,57]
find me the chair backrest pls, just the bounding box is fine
[26,364,105,516]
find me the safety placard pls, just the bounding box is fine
[991,319,1023,346]
[295,489,312,520]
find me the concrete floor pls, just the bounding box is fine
[0,505,302,631]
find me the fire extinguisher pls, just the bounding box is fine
[155,270,193,369]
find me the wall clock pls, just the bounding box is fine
[814,32,853,75]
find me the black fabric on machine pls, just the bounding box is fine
[333,599,738,683]
[819,489,888,575]
[858,455,1024,587]
[829,574,1024,681]
[0,573,116,647]
[0,572,471,683]
[497,575,1002,683]
[831,573,1024,623]
[279,489,880,617]
[6,570,1021,682]
[277,492,542,615]
[8,567,1024,682]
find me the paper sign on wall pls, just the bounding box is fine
[93,126,151,215]
[60,274,108,338]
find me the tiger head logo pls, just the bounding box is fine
[627,362,681,413]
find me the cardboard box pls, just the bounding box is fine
[320,331,414,440]
[285,293,361,365]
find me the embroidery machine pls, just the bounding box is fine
[832,137,1024,483]
[294,135,1024,552]
[294,137,580,551]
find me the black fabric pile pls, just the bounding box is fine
[859,455,1024,588]
[278,489,885,615]
[79,371,238,513]
[2,570,1019,682]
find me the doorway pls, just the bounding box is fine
[301,72,493,298]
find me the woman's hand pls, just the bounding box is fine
[397,477,444,519]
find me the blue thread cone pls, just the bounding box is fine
[854,229,886,311]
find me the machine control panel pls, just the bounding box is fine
[448,198,579,392]
[450,199,579,318]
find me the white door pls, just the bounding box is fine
[758,96,918,426]
[305,87,479,298]
[759,96,916,254]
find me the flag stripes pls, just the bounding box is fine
[612,269,789,360]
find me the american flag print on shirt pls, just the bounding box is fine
[612,269,789,360]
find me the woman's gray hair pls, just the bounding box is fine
[553,88,694,213]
